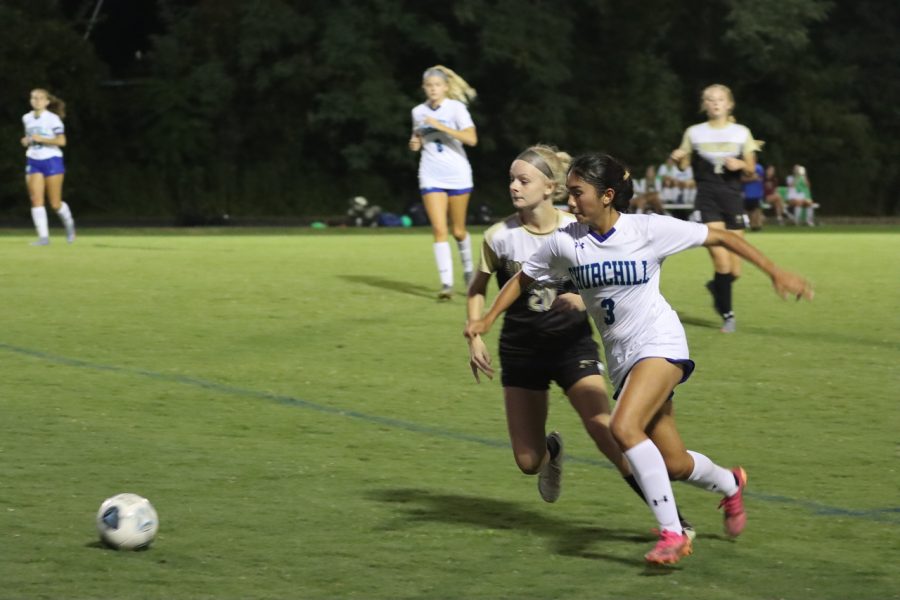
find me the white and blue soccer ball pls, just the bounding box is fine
[96,493,159,550]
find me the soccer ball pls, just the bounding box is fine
[96,493,159,550]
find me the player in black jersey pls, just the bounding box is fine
[671,84,760,333]
[465,145,694,536]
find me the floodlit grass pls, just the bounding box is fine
[0,225,897,599]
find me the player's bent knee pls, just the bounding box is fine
[609,418,641,449]
[666,460,694,481]
[513,450,544,475]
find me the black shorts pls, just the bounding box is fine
[697,186,747,230]
[500,336,604,391]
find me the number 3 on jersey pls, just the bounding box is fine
[600,298,615,324]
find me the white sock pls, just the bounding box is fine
[31,206,49,239]
[624,439,682,534]
[56,202,75,228]
[685,188,696,204]
[457,233,473,275]
[433,241,453,287]
[685,450,738,496]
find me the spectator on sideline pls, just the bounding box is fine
[763,165,786,225]
[630,165,665,214]
[786,165,816,226]
[742,162,766,230]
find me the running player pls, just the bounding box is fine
[21,88,76,245]
[408,66,478,299]
[466,145,693,537]
[671,84,760,332]
[466,152,813,565]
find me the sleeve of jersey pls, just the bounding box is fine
[742,127,760,154]
[52,115,64,135]
[648,215,708,258]
[455,103,475,130]
[677,128,693,154]
[478,235,500,274]
[522,232,566,283]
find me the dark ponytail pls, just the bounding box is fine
[568,153,633,212]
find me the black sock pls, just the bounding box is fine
[626,475,687,522]
[624,475,646,502]
[713,272,734,318]
[546,435,560,459]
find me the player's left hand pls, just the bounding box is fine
[723,157,744,172]
[424,116,442,130]
[772,269,814,301]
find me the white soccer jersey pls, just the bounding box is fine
[677,122,757,183]
[411,99,474,189]
[522,213,709,387]
[22,110,64,160]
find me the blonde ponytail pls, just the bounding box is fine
[423,65,477,105]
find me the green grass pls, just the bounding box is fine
[0,225,898,600]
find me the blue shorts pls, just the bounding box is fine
[26,156,65,177]
[420,187,473,197]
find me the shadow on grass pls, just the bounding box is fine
[679,314,720,330]
[679,311,898,351]
[90,243,178,251]
[369,488,683,571]
[340,275,439,300]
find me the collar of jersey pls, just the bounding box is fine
[588,227,617,243]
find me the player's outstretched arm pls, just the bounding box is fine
[464,271,534,338]
[704,229,814,301]
[465,270,495,382]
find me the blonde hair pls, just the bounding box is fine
[701,83,735,122]
[515,144,572,203]
[32,88,66,119]
[422,65,477,105]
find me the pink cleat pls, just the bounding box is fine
[719,467,748,536]
[645,529,693,565]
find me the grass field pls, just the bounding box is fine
[0,225,898,600]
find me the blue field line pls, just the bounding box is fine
[3,341,898,526]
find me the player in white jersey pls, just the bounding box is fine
[408,66,478,299]
[671,84,760,332]
[21,88,76,245]
[466,152,813,565]
[466,145,694,534]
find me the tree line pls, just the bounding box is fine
[1,0,896,222]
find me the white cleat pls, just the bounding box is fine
[538,431,564,503]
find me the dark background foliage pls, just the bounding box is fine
[1,0,896,222]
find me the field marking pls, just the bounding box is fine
[2,341,898,525]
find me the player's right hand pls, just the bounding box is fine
[467,336,494,382]
[772,269,814,301]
